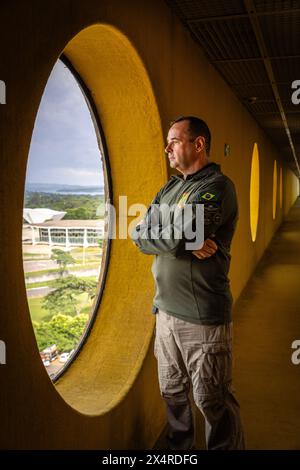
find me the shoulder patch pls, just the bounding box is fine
[198,191,221,202]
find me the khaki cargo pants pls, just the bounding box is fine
[154,309,245,450]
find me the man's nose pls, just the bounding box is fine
[165,143,171,153]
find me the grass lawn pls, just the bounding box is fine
[28,293,94,323]
[26,275,98,289]
[24,262,101,279]
[71,246,101,254]
[27,297,51,322]
[23,253,50,260]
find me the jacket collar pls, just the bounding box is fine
[171,162,221,181]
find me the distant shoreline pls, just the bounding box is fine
[25,183,104,196]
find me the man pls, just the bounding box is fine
[131,116,245,450]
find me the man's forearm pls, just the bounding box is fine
[131,221,179,257]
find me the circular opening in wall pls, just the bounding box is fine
[273,160,277,219]
[23,24,166,415]
[250,143,260,242]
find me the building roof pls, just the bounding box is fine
[29,219,104,228]
[23,208,66,224]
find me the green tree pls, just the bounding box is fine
[42,275,97,316]
[51,248,75,276]
[33,313,89,352]
[24,192,104,220]
[64,207,90,219]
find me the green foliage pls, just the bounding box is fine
[26,275,98,290]
[24,192,104,220]
[42,275,97,316]
[28,298,51,322]
[33,313,88,352]
[51,248,75,275]
[63,207,91,219]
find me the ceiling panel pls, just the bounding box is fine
[259,11,300,56]
[190,18,260,60]
[165,0,246,20]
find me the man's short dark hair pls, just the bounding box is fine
[170,116,211,156]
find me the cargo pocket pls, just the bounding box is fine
[201,341,232,388]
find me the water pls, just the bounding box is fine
[25,183,104,196]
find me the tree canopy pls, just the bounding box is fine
[33,313,88,352]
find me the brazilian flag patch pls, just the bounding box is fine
[198,191,220,202]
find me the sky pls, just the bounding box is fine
[25,60,104,187]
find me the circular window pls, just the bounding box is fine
[22,58,109,380]
[250,143,260,242]
[273,160,278,219]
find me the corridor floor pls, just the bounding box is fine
[234,197,300,449]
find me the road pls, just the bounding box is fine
[26,286,56,298]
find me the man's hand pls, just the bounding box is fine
[192,238,218,259]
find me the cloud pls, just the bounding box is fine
[26,60,105,186]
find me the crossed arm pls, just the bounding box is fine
[130,185,230,259]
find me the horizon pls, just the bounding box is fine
[26,182,104,188]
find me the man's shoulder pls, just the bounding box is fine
[191,172,237,207]
[159,176,180,194]
[206,170,236,193]
[219,173,236,192]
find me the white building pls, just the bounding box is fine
[23,209,104,247]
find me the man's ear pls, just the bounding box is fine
[195,136,205,153]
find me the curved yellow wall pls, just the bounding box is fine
[57,24,167,416]
[0,0,298,449]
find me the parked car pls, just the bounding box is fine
[59,352,70,363]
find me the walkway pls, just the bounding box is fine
[234,197,300,449]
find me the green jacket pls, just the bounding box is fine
[131,162,238,325]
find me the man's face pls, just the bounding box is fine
[165,120,203,172]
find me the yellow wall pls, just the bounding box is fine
[0,0,298,449]
[284,167,299,216]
